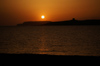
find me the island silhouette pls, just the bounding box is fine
[17,18,100,26]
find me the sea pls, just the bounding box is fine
[0,26,100,56]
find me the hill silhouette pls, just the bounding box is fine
[17,18,100,26]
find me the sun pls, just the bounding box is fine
[41,15,45,19]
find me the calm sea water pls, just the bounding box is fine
[0,26,100,56]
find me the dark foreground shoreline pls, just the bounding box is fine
[0,54,100,64]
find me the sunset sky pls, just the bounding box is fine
[0,0,100,26]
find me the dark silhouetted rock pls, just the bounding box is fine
[17,19,100,26]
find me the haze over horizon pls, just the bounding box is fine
[0,0,100,26]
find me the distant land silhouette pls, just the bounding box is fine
[17,18,100,26]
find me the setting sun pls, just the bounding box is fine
[41,15,45,19]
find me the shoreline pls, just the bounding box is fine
[0,54,100,62]
[17,20,100,26]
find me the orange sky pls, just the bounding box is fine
[0,0,100,26]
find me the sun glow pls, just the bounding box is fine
[41,15,45,19]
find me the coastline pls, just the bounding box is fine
[17,19,100,26]
[0,54,100,63]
